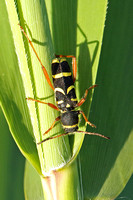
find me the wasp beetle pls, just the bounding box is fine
[19,25,110,144]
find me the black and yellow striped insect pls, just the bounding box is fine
[19,25,110,144]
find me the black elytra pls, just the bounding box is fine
[52,58,79,133]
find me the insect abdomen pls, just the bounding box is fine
[61,111,79,133]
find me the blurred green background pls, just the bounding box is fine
[0,108,25,200]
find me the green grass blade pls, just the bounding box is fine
[0,0,41,174]
[117,175,133,199]
[46,0,108,161]
[0,108,25,200]
[24,161,44,200]
[17,0,72,174]
[80,1,133,199]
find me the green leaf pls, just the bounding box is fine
[0,108,25,200]
[46,0,108,162]
[80,0,133,199]
[15,0,72,174]
[24,161,44,200]
[117,175,133,199]
[0,0,41,174]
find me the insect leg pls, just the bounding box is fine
[79,110,96,128]
[76,84,98,107]
[38,132,69,144]
[55,54,77,83]
[76,131,110,140]
[26,97,59,110]
[38,130,110,144]
[19,25,54,90]
[43,116,61,135]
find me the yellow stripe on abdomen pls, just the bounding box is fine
[52,72,71,79]
[62,124,78,129]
